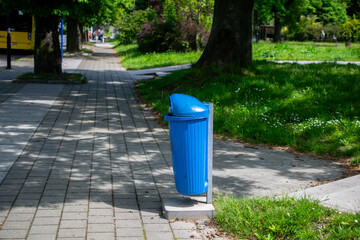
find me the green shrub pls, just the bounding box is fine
[136,19,209,53]
[137,19,184,53]
[115,9,156,44]
[342,15,360,42]
[287,25,343,41]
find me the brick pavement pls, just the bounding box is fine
[0,45,219,239]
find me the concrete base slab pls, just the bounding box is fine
[162,197,215,220]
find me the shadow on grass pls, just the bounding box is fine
[137,61,360,161]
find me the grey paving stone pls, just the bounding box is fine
[145,231,174,240]
[60,219,87,229]
[61,212,87,220]
[87,232,115,240]
[36,209,62,217]
[29,225,58,234]
[140,209,161,216]
[116,227,144,237]
[0,220,31,230]
[58,228,86,238]
[144,223,171,232]
[142,215,169,224]
[0,210,9,218]
[0,229,28,239]
[32,217,60,226]
[170,221,197,230]
[88,215,114,224]
[173,229,202,239]
[57,238,84,240]
[116,219,142,228]
[10,206,37,214]
[114,212,141,220]
[89,201,112,209]
[27,234,57,240]
[88,208,113,216]
[6,213,34,221]
[87,223,115,233]
[63,205,88,212]
[37,203,63,210]
[116,237,144,240]
[0,195,17,202]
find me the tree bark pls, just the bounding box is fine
[196,0,255,68]
[273,14,282,43]
[83,25,89,43]
[34,15,62,75]
[67,17,82,52]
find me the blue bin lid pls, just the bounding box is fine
[165,94,208,120]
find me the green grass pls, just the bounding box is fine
[215,195,360,239]
[137,62,360,164]
[112,43,202,70]
[112,41,360,69]
[253,41,360,62]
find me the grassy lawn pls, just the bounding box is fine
[254,41,360,62]
[112,43,201,70]
[215,195,360,239]
[137,62,360,164]
[112,41,360,70]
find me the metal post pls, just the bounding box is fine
[61,18,64,63]
[6,16,11,69]
[206,103,213,204]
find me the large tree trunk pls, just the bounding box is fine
[273,14,282,43]
[196,0,255,68]
[34,15,62,75]
[67,17,82,52]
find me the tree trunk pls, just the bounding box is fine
[34,15,62,75]
[196,0,255,68]
[67,17,82,52]
[195,11,201,52]
[83,25,89,43]
[273,14,282,43]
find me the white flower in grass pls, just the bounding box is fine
[355,220,358,223]
[287,213,290,217]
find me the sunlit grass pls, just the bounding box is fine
[215,195,360,239]
[112,41,360,70]
[253,41,360,61]
[137,62,360,163]
[112,43,201,70]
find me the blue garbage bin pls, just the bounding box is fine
[164,94,209,195]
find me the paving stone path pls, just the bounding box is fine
[0,44,349,240]
[0,45,218,240]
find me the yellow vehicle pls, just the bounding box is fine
[0,10,35,51]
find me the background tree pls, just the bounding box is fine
[163,0,214,51]
[255,0,306,42]
[196,0,255,68]
[66,0,125,52]
[135,0,149,10]
[308,0,348,25]
[346,0,360,16]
